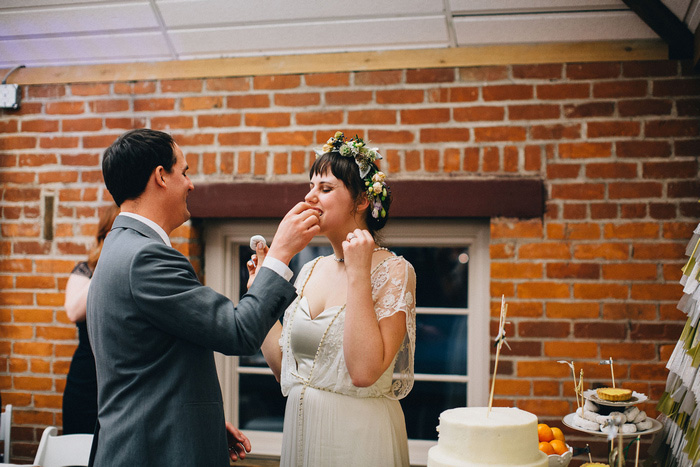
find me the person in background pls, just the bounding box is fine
[62,204,119,434]
[87,128,320,467]
[253,131,417,466]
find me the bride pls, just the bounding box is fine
[248,132,417,466]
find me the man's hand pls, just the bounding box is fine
[226,421,251,462]
[267,202,320,264]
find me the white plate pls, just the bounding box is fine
[562,413,662,438]
[583,389,648,407]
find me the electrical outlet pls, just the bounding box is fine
[0,84,21,109]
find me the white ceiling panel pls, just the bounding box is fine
[454,11,657,45]
[170,17,449,58]
[0,0,112,8]
[448,0,626,14]
[0,2,157,36]
[685,0,700,29]
[0,32,172,67]
[661,0,693,19]
[157,0,444,28]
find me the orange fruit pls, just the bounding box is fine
[538,441,555,455]
[551,426,565,442]
[537,423,554,442]
[550,439,568,455]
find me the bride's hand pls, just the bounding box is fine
[246,243,268,290]
[342,229,374,274]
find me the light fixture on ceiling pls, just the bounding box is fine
[1,65,27,110]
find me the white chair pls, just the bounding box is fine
[0,404,12,463]
[33,426,93,467]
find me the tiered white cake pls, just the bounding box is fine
[427,407,549,467]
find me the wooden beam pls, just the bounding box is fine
[695,21,700,68]
[622,0,694,60]
[0,40,667,86]
[187,180,545,220]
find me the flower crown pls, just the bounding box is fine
[315,131,389,219]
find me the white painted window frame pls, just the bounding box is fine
[204,218,490,466]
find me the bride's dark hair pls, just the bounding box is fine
[310,151,392,239]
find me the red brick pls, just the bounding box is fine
[567,62,620,79]
[254,152,268,175]
[151,116,193,130]
[45,102,84,115]
[623,60,678,77]
[28,85,66,98]
[547,222,600,240]
[406,68,454,83]
[675,139,700,155]
[133,98,174,112]
[544,341,597,358]
[219,132,261,146]
[513,64,563,79]
[244,112,290,127]
[653,78,700,97]
[536,83,590,100]
[619,99,673,116]
[585,162,637,179]
[491,220,543,238]
[546,302,599,319]
[161,79,202,92]
[21,119,59,133]
[559,142,611,159]
[429,86,479,103]
[62,118,102,132]
[587,121,640,138]
[376,90,423,104]
[296,111,343,126]
[519,320,570,338]
[630,283,683,301]
[205,77,250,91]
[419,128,470,143]
[546,163,580,179]
[367,130,414,144]
[662,222,695,239]
[89,99,129,113]
[518,243,571,260]
[593,80,648,98]
[508,104,560,120]
[453,106,504,121]
[347,109,395,125]
[482,146,499,172]
[574,321,626,339]
[304,72,349,87]
[354,70,402,86]
[490,243,515,259]
[398,108,448,125]
[603,303,656,320]
[404,150,421,171]
[616,140,671,158]
[39,136,79,149]
[649,202,677,219]
[573,243,629,260]
[19,153,58,167]
[325,91,372,105]
[643,160,697,178]
[620,203,647,219]
[574,283,628,299]
[530,124,580,140]
[443,148,461,172]
[564,102,614,118]
[483,85,533,101]
[632,242,685,259]
[550,183,605,200]
[517,360,570,378]
[546,263,600,279]
[603,222,659,239]
[668,180,700,198]
[602,263,657,280]
[181,96,223,111]
[677,98,700,116]
[609,181,663,199]
[458,66,508,81]
[424,149,439,172]
[645,119,700,137]
[491,262,542,279]
[0,136,37,150]
[198,114,242,128]
[226,94,270,108]
[600,342,657,360]
[274,93,321,107]
[474,126,526,142]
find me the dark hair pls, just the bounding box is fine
[102,129,176,206]
[310,152,392,238]
[87,203,120,269]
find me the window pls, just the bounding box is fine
[204,219,490,465]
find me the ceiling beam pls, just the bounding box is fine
[0,40,667,86]
[622,0,694,60]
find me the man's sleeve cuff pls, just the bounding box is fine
[262,256,294,282]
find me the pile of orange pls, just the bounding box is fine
[537,423,568,456]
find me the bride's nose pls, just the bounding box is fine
[304,188,317,203]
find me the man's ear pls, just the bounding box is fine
[153,166,166,187]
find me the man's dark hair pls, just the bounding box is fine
[102,129,176,206]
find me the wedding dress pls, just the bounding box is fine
[278,254,416,467]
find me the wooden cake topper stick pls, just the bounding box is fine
[600,357,615,388]
[488,295,509,415]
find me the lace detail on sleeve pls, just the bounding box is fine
[372,256,417,400]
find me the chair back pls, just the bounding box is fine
[0,404,12,462]
[34,426,93,467]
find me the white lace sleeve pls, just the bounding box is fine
[372,256,417,399]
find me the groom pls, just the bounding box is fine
[87,129,320,466]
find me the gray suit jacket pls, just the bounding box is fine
[86,215,296,466]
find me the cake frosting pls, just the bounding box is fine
[427,407,548,467]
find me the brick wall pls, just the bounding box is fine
[1,60,699,463]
